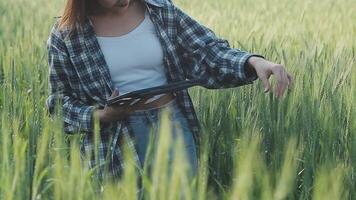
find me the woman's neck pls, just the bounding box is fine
[93,0,139,17]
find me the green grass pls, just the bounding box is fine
[0,0,355,199]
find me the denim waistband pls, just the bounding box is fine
[130,97,177,116]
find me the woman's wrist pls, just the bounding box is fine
[247,56,266,69]
[244,56,263,79]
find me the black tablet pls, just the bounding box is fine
[106,78,205,106]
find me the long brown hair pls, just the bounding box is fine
[58,0,101,33]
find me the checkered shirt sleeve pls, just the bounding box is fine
[173,4,265,89]
[46,24,97,134]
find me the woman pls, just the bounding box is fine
[46,0,293,183]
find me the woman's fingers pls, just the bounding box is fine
[255,60,293,98]
[261,76,271,93]
[104,89,120,112]
[110,88,119,97]
[273,66,282,97]
[273,65,289,98]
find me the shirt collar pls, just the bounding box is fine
[144,0,165,7]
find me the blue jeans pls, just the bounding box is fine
[127,98,198,177]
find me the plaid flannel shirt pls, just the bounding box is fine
[46,0,263,182]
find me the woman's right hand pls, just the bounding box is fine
[95,88,150,124]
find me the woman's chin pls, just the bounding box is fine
[115,0,130,8]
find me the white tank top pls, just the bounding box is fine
[95,9,168,103]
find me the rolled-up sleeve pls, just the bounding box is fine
[46,22,96,134]
[173,5,264,89]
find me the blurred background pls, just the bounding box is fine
[0,0,355,199]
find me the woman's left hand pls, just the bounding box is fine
[247,56,294,98]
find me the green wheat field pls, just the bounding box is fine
[0,0,355,199]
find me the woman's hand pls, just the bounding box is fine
[94,89,150,124]
[247,56,293,98]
